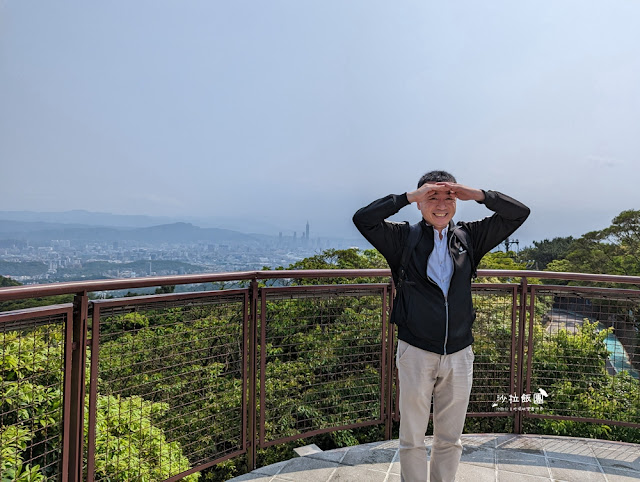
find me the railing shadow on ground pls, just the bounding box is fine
[0,269,638,481]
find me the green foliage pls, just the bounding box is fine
[281,248,389,285]
[540,209,640,282]
[97,304,244,480]
[0,426,46,482]
[89,395,198,481]
[0,275,21,287]
[518,236,575,270]
[0,294,74,313]
[287,248,387,271]
[476,251,528,284]
[526,320,640,442]
[260,295,382,444]
[155,285,176,294]
[479,251,527,271]
[0,326,198,481]
[544,259,571,273]
[476,251,543,285]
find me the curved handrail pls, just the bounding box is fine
[2,269,640,301]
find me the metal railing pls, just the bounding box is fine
[0,269,639,481]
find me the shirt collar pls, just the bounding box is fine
[432,225,449,242]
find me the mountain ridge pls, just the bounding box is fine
[0,219,270,244]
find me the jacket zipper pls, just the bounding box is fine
[427,229,456,355]
[443,232,458,355]
[443,296,449,355]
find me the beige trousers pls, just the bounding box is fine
[396,340,474,482]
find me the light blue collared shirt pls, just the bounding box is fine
[427,226,454,296]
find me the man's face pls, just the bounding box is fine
[418,190,457,231]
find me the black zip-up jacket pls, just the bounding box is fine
[353,190,530,355]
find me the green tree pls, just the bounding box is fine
[0,275,21,288]
[527,321,639,442]
[272,248,388,285]
[545,209,640,280]
[155,285,176,294]
[0,327,198,481]
[518,236,574,270]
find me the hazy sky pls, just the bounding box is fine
[2,1,639,245]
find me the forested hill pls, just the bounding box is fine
[0,219,269,244]
[518,209,640,277]
[0,259,206,279]
[0,275,21,287]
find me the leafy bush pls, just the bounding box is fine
[0,326,198,481]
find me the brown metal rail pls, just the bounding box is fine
[3,268,640,301]
[1,269,639,481]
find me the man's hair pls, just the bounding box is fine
[417,170,456,188]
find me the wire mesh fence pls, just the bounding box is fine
[468,286,518,415]
[259,285,388,446]
[87,291,248,482]
[0,305,72,481]
[527,287,640,428]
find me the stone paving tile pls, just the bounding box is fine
[275,457,340,482]
[592,446,640,472]
[495,433,519,448]
[498,472,552,482]
[388,460,401,475]
[340,447,395,472]
[454,461,496,482]
[374,440,399,451]
[547,457,607,482]
[600,466,640,482]
[253,460,289,477]
[496,450,548,478]
[497,460,550,478]
[496,437,545,455]
[328,464,388,482]
[459,445,495,470]
[306,447,350,464]
[496,448,545,463]
[462,433,500,449]
[227,435,640,482]
[229,473,274,481]
[534,436,599,467]
[353,440,395,451]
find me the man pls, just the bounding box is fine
[353,170,529,481]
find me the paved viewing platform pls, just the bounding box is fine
[230,434,640,482]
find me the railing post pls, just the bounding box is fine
[247,278,259,471]
[514,278,528,434]
[67,291,88,482]
[385,281,395,440]
[524,285,537,417]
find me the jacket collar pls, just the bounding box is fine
[420,219,456,234]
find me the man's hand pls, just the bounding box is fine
[406,182,450,204]
[439,183,485,202]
